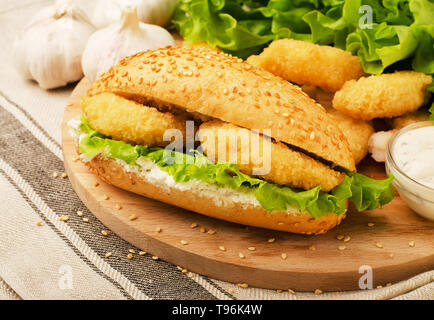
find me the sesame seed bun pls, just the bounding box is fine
[83,153,346,235]
[87,46,355,172]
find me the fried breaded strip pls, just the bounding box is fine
[333,71,433,120]
[247,39,364,92]
[328,109,374,164]
[88,46,355,172]
[392,109,430,130]
[198,120,345,192]
[81,92,188,147]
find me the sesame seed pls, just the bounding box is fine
[281,253,287,260]
[338,245,346,251]
[94,182,99,187]
[228,288,234,294]
[181,269,188,274]
[127,253,133,260]
[389,253,394,258]
[105,252,112,258]
[61,172,68,179]
[310,132,315,140]
[288,289,296,295]
[103,194,109,200]
[386,283,392,287]
[52,172,58,178]
[128,214,137,221]
[139,251,147,256]
[115,204,122,210]
[219,246,226,252]
[276,289,282,293]
[200,227,206,233]
[239,253,245,259]
[101,230,110,236]
[368,222,375,227]
[237,283,248,289]
[207,229,216,235]
[377,285,383,289]
[152,256,159,260]
[59,215,69,222]
[337,234,344,240]
[409,241,415,247]
[309,246,316,251]
[76,210,83,217]
[36,221,43,226]
[180,240,188,245]
[343,236,351,242]
[314,289,323,295]
[247,247,256,251]
[176,266,182,271]
[268,238,275,243]
[155,227,162,233]
[376,243,383,248]
[190,223,198,229]
[82,217,89,222]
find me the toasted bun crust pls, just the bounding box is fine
[83,154,346,235]
[88,46,355,172]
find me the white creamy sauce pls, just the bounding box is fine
[393,126,434,189]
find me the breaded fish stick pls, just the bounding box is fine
[198,120,345,192]
[328,109,374,164]
[333,71,433,120]
[81,92,188,147]
[247,39,364,92]
[392,110,430,130]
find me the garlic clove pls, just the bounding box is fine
[82,5,175,83]
[13,0,94,89]
[84,0,178,29]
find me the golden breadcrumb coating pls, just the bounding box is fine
[333,71,433,120]
[247,39,364,92]
[328,109,374,164]
[198,120,345,192]
[81,92,188,147]
[392,110,430,130]
[88,45,355,172]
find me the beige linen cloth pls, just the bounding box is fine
[0,0,432,300]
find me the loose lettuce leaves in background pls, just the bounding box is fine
[173,0,434,74]
[77,117,395,219]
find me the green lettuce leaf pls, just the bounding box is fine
[76,116,395,219]
[173,0,434,74]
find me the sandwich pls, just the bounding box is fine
[69,46,394,235]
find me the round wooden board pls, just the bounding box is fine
[62,78,434,292]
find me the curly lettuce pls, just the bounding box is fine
[173,0,434,74]
[77,116,394,219]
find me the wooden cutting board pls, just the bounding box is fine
[62,78,434,292]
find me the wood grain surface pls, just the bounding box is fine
[61,78,434,292]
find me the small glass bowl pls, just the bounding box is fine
[385,121,434,221]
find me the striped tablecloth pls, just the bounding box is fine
[0,0,433,300]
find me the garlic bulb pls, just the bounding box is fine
[89,0,178,29]
[82,5,175,82]
[13,0,94,89]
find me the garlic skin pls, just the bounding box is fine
[13,0,94,90]
[89,0,178,29]
[82,6,175,83]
